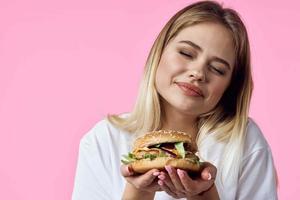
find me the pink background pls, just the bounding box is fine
[0,0,299,199]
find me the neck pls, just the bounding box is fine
[160,103,199,139]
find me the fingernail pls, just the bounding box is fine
[177,169,184,178]
[165,165,172,173]
[158,175,165,180]
[153,171,160,176]
[158,180,163,186]
[207,173,212,180]
[127,166,133,175]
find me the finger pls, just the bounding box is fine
[120,164,134,177]
[158,171,176,192]
[158,180,180,199]
[177,169,198,195]
[200,162,217,181]
[134,169,160,188]
[198,163,217,192]
[146,180,161,191]
[165,165,185,193]
[178,168,214,195]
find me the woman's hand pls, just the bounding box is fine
[120,164,161,199]
[157,162,218,199]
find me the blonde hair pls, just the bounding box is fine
[107,1,252,184]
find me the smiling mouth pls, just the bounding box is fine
[175,82,204,98]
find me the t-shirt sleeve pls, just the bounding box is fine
[71,121,115,200]
[236,147,278,200]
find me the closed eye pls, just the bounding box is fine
[179,51,193,58]
[209,65,225,75]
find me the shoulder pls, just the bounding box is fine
[80,118,116,142]
[236,118,278,199]
[79,113,133,151]
[73,114,132,199]
[244,118,271,157]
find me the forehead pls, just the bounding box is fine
[170,22,235,66]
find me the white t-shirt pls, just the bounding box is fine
[72,115,278,200]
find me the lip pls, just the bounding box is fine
[176,82,204,97]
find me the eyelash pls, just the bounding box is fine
[179,51,225,76]
[179,51,193,58]
[209,65,225,75]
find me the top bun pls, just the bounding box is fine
[133,130,192,149]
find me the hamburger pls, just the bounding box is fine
[121,130,202,173]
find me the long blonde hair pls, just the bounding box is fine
[107,0,252,184]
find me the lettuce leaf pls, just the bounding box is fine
[143,153,157,160]
[175,142,186,158]
[121,153,136,164]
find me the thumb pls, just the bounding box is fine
[200,162,217,181]
[120,164,134,177]
[136,169,160,187]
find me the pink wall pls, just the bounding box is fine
[0,0,299,199]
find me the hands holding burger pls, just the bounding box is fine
[120,130,219,200]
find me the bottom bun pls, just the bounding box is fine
[131,157,201,173]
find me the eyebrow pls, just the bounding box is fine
[178,40,231,70]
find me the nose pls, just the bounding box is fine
[188,69,206,82]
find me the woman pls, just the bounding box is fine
[72,1,278,199]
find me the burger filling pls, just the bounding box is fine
[121,142,200,165]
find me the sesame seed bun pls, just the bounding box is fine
[133,130,192,149]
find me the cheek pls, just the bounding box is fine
[155,54,183,86]
[155,63,169,95]
[208,80,230,104]
[155,67,164,93]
